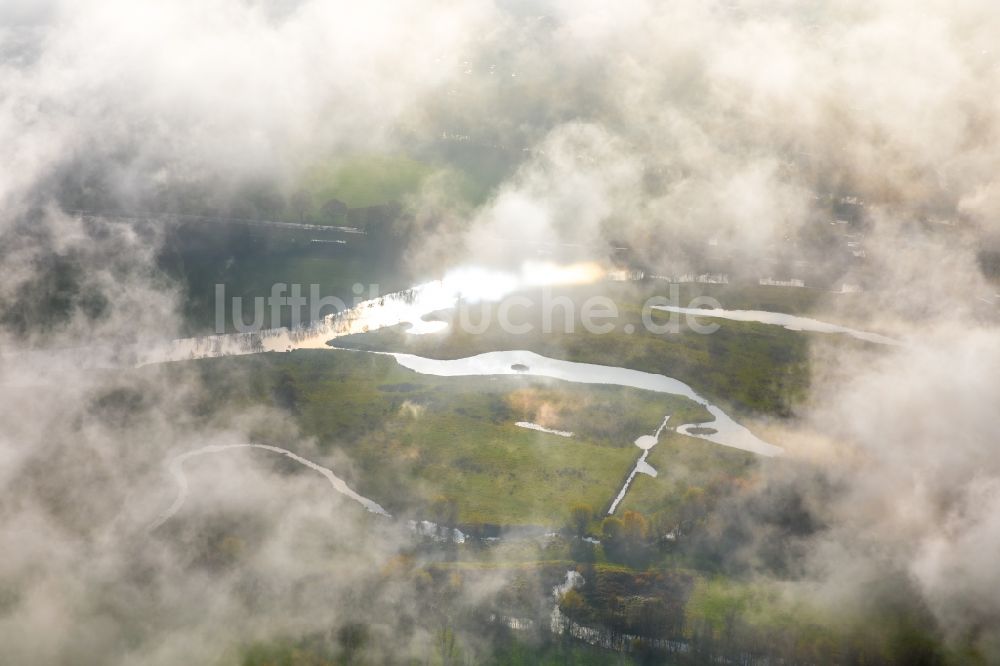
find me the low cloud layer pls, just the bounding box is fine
[803,328,1000,652]
[1,0,1000,662]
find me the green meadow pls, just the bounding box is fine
[178,348,737,526]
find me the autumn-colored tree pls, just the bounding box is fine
[601,516,624,542]
[622,510,650,544]
[560,588,586,615]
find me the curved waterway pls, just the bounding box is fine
[652,305,900,345]
[131,267,831,537]
[135,287,452,366]
[516,422,574,437]
[149,443,389,531]
[380,350,781,457]
[136,263,603,366]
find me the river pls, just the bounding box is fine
[383,350,781,457]
[653,305,900,345]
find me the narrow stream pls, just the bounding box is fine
[515,422,574,437]
[149,443,389,531]
[652,305,900,345]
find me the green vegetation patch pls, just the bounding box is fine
[301,154,434,209]
[619,431,756,518]
[179,349,717,526]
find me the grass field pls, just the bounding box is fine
[301,154,434,209]
[617,430,755,518]
[298,152,492,217]
[669,281,841,315]
[178,349,737,526]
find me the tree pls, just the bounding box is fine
[430,495,459,529]
[622,510,649,544]
[288,189,312,223]
[271,370,300,413]
[430,495,460,553]
[559,588,587,617]
[601,516,624,542]
[337,622,370,662]
[568,503,592,537]
[321,198,348,223]
[436,626,460,665]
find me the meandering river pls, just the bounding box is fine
[138,270,894,527]
[383,350,781,457]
